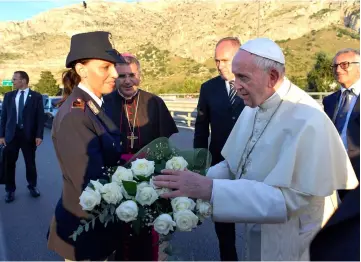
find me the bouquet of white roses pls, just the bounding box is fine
[70,137,212,241]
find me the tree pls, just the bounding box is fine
[34,71,59,96]
[0,86,12,95]
[306,52,336,92]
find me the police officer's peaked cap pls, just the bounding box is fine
[65,31,125,68]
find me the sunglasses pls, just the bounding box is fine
[330,61,360,70]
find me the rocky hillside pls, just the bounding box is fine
[0,0,359,91]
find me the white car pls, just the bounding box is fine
[43,95,62,128]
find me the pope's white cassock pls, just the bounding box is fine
[207,77,358,261]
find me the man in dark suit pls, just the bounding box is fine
[194,37,245,261]
[0,71,44,203]
[323,48,360,200]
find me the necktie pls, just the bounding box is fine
[335,89,352,133]
[18,90,25,128]
[229,81,236,105]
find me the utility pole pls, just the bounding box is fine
[83,1,87,31]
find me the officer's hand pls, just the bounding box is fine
[0,138,6,146]
[35,138,42,147]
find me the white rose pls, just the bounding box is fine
[174,210,199,231]
[112,167,133,185]
[131,159,155,177]
[165,156,188,171]
[171,197,196,212]
[135,186,158,206]
[196,199,212,218]
[149,177,172,196]
[90,180,104,192]
[100,182,123,205]
[116,200,138,222]
[79,187,101,211]
[153,214,176,235]
[149,177,158,189]
[156,187,172,196]
[137,181,150,190]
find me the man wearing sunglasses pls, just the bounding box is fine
[323,48,360,200]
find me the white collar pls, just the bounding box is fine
[78,83,103,107]
[117,88,140,100]
[259,77,290,110]
[340,79,360,96]
[17,87,30,95]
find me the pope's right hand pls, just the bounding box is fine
[0,138,6,146]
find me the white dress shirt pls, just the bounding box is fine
[15,88,30,124]
[78,83,103,107]
[336,79,360,149]
[225,80,234,95]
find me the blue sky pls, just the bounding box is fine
[0,0,135,21]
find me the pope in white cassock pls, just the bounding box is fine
[153,38,359,261]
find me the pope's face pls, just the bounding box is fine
[116,63,140,98]
[232,50,276,108]
[77,59,118,97]
[332,52,360,89]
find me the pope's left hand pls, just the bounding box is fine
[153,169,213,201]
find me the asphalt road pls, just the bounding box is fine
[0,127,245,261]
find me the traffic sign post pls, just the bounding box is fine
[1,80,13,87]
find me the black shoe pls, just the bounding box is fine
[5,192,15,203]
[28,186,40,198]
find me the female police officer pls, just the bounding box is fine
[47,31,125,261]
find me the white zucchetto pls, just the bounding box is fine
[240,38,285,65]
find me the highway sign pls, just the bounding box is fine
[1,80,13,87]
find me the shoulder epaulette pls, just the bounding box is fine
[71,98,85,110]
[87,100,99,115]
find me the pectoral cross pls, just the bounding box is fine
[127,132,138,149]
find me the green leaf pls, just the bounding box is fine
[92,218,96,229]
[71,233,77,242]
[163,245,173,255]
[80,219,87,225]
[160,234,173,242]
[154,162,165,174]
[104,221,108,228]
[98,179,108,185]
[88,183,95,190]
[99,213,105,223]
[138,206,146,219]
[122,181,137,196]
[135,175,151,182]
[110,205,115,215]
[93,209,101,215]
[85,223,89,232]
[132,220,141,236]
[76,225,84,235]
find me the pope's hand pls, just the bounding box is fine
[153,169,213,201]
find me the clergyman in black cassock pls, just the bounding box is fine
[103,53,178,261]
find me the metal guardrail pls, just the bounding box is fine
[0,92,332,129]
[163,92,332,128]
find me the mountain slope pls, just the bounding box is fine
[0,0,359,92]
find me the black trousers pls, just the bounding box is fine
[215,222,238,261]
[5,128,37,192]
